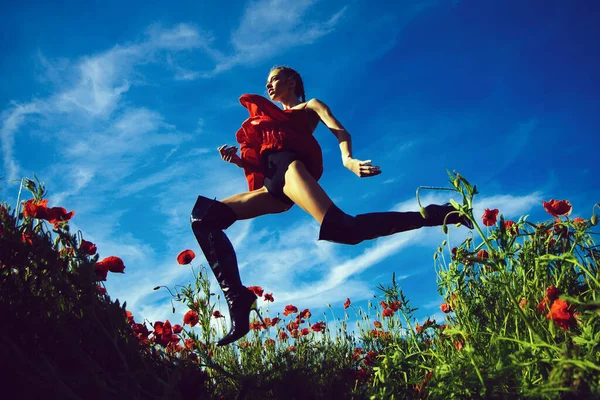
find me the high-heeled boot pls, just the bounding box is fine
[319,203,473,245]
[190,195,263,346]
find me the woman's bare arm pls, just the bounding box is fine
[307,99,381,178]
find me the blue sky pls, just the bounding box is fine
[1,0,599,334]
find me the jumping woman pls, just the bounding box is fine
[190,66,473,346]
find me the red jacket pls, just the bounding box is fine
[235,94,323,191]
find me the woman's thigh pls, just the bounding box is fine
[282,160,333,224]
[221,186,292,220]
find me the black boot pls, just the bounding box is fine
[319,203,473,245]
[190,195,261,346]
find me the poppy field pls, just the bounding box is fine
[1,172,598,399]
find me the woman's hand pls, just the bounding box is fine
[218,144,243,168]
[344,157,381,178]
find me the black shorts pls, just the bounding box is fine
[262,150,297,205]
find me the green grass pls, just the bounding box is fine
[1,174,598,399]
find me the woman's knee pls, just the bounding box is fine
[285,160,306,175]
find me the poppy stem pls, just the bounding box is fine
[14,177,27,224]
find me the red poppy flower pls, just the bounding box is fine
[389,301,399,312]
[440,303,452,313]
[264,293,274,302]
[382,309,394,318]
[22,199,49,219]
[132,323,150,340]
[504,220,519,236]
[79,239,97,255]
[161,320,173,336]
[546,286,559,302]
[454,339,464,351]
[45,206,75,227]
[380,301,388,309]
[125,311,134,324]
[374,321,382,328]
[177,249,195,265]
[519,298,527,309]
[249,321,263,330]
[21,232,34,245]
[283,305,298,316]
[173,324,183,334]
[311,321,325,332]
[239,341,250,349]
[96,256,125,274]
[185,338,196,350]
[212,310,224,318]
[481,208,499,226]
[248,286,264,297]
[536,299,547,313]
[290,329,299,338]
[344,298,351,309]
[477,249,489,260]
[270,317,281,326]
[415,324,423,334]
[264,338,276,347]
[95,262,110,281]
[286,321,299,332]
[546,298,576,330]
[183,310,199,327]
[301,327,309,336]
[288,345,296,352]
[573,217,587,228]
[97,284,107,295]
[279,331,289,341]
[353,347,364,360]
[543,199,572,218]
[298,308,311,319]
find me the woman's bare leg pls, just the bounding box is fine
[282,160,333,224]
[221,186,292,220]
[281,160,470,245]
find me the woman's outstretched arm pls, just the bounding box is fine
[308,99,381,178]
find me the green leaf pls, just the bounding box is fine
[449,199,461,210]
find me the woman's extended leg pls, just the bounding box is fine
[190,186,290,346]
[282,160,472,245]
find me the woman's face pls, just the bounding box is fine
[266,69,295,101]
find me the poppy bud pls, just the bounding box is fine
[420,207,428,219]
[442,224,448,234]
[591,215,598,226]
[153,286,161,290]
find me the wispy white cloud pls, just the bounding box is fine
[207,0,347,75]
[0,103,39,181]
[1,23,210,186]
